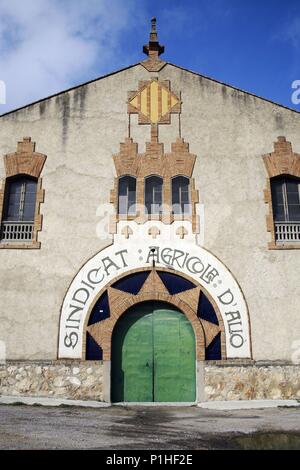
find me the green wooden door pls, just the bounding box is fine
[111,301,196,403]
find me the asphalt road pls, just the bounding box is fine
[1,404,300,450]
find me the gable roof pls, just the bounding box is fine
[1,61,299,119]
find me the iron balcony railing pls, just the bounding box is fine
[1,222,34,242]
[275,222,300,243]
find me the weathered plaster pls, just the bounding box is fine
[0,63,299,361]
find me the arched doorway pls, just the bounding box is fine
[59,242,252,363]
[111,301,196,403]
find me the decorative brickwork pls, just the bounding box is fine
[176,226,188,239]
[4,137,47,178]
[148,226,160,238]
[0,137,46,249]
[86,269,225,362]
[121,225,133,239]
[263,136,300,178]
[111,135,199,233]
[113,137,196,178]
[263,136,300,250]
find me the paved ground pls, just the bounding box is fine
[1,404,300,449]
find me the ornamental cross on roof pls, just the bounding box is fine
[143,17,164,59]
[141,17,166,72]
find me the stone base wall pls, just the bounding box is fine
[1,361,299,402]
[204,362,300,401]
[0,362,104,401]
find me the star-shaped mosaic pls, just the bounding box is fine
[87,270,221,360]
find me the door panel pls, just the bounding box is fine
[153,308,181,402]
[153,307,196,402]
[111,303,153,402]
[178,314,196,401]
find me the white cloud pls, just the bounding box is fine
[0,0,141,113]
[285,17,300,48]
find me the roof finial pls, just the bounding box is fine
[151,17,157,40]
[143,17,165,60]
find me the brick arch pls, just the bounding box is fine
[84,267,226,361]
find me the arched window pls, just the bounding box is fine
[118,176,136,215]
[271,175,300,242]
[172,176,191,214]
[145,176,163,215]
[1,175,37,242]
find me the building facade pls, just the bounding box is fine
[0,20,299,403]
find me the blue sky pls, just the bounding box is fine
[0,0,300,114]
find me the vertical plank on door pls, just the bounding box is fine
[153,306,196,402]
[111,304,153,402]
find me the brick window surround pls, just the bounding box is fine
[263,136,300,250]
[110,135,200,234]
[0,137,46,249]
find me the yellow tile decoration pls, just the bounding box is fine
[150,81,159,123]
[161,87,169,116]
[129,80,180,124]
[171,95,178,108]
[130,96,138,109]
[140,88,148,117]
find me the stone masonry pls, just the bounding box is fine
[0,361,299,402]
[204,362,300,401]
[0,362,104,401]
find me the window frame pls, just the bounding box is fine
[268,175,300,247]
[2,175,38,223]
[0,137,46,249]
[117,175,137,216]
[0,176,44,249]
[144,175,163,215]
[271,175,300,222]
[263,137,300,250]
[171,175,191,215]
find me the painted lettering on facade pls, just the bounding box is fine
[59,242,251,359]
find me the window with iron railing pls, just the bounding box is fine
[271,176,300,243]
[1,176,37,242]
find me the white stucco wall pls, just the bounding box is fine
[0,63,299,361]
